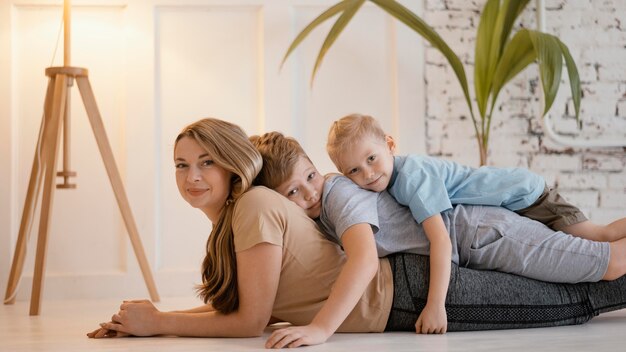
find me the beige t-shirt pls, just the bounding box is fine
[232,186,393,332]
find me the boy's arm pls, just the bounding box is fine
[417,213,452,334]
[265,223,379,348]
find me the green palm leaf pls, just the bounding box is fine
[370,0,475,122]
[528,30,563,116]
[280,0,354,69]
[281,0,582,166]
[475,0,530,118]
[497,0,530,51]
[490,29,536,111]
[474,0,501,118]
[558,39,581,123]
[311,0,366,83]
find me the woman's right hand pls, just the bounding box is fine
[86,322,131,338]
[265,324,330,349]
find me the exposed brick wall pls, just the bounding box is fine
[423,0,626,223]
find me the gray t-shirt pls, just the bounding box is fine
[317,175,462,263]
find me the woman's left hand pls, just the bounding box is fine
[98,299,162,337]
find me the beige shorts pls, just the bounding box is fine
[515,186,588,231]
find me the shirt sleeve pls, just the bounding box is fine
[232,187,286,252]
[390,157,452,223]
[323,176,380,242]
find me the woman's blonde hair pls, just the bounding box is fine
[175,118,262,314]
[249,132,310,189]
[326,113,386,171]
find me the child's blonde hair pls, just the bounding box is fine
[326,113,386,171]
[250,132,310,189]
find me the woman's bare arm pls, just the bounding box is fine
[95,242,282,337]
[171,304,215,314]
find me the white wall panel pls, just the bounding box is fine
[156,5,263,278]
[0,0,13,297]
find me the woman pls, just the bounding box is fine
[88,118,626,348]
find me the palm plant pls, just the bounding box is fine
[282,0,581,165]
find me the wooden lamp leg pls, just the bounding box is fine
[76,76,160,302]
[30,75,68,315]
[3,76,57,305]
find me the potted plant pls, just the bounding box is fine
[283,0,580,165]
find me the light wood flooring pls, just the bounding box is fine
[1,296,625,351]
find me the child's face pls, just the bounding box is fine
[274,156,324,219]
[336,134,395,192]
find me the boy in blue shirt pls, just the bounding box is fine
[327,114,626,241]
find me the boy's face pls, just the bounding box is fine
[274,156,324,219]
[336,134,395,192]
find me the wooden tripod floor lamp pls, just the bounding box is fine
[3,0,160,315]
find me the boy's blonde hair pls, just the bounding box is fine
[327,113,386,171]
[250,132,310,189]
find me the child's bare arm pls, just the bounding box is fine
[417,214,452,334]
[265,223,379,348]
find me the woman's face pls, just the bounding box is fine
[174,136,233,222]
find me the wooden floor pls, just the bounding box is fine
[2,296,626,351]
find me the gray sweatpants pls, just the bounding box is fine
[452,205,609,283]
[385,253,626,331]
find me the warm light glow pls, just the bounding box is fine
[63,0,71,66]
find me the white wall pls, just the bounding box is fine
[0,0,424,303]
